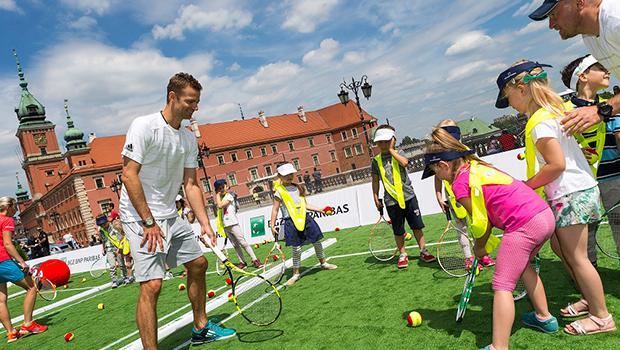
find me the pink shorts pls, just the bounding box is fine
[492,208,554,292]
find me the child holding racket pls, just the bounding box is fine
[371,125,435,269]
[0,197,48,343]
[96,214,133,287]
[270,163,337,286]
[423,130,557,350]
[214,179,263,269]
[560,55,620,267]
[432,119,494,270]
[496,60,614,336]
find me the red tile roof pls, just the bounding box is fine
[88,134,125,167]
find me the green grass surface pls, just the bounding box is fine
[5,214,620,349]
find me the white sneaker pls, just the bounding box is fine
[163,272,173,281]
[286,274,301,286]
[320,262,337,270]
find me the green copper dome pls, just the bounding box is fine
[62,99,87,151]
[15,173,29,202]
[12,49,46,125]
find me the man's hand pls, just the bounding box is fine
[561,106,600,135]
[140,224,165,253]
[200,222,217,247]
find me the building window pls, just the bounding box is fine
[98,199,113,213]
[308,137,314,147]
[330,151,337,161]
[271,144,277,154]
[351,128,358,138]
[351,163,357,170]
[202,179,211,193]
[344,147,353,158]
[250,168,258,181]
[45,170,54,177]
[292,158,300,170]
[94,176,105,189]
[297,175,303,183]
[227,173,237,186]
[217,155,225,165]
[246,149,253,159]
[40,147,47,155]
[260,147,267,157]
[265,165,272,176]
[288,142,294,151]
[354,144,364,155]
[326,134,332,143]
[231,152,238,162]
[340,131,348,141]
[312,154,319,166]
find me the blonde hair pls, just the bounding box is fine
[504,59,566,117]
[436,119,457,127]
[429,128,490,167]
[0,197,17,212]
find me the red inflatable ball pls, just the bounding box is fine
[38,259,70,286]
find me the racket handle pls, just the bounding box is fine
[444,201,452,221]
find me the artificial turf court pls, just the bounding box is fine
[4,213,620,350]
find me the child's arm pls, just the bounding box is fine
[371,172,383,212]
[3,230,28,271]
[214,193,231,209]
[456,197,491,258]
[524,137,565,190]
[389,138,408,167]
[305,202,326,213]
[434,176,447,213]
[270,198,281,240]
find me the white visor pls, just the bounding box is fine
[570,55,598,91]
[175,194,183,202]
[373,128,395,142]
[277,163,297,176]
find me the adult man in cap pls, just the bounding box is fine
[529,0,620,134]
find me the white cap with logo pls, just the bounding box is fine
[277,163,297,176]
[373,128,395,142]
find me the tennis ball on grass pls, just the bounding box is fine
[228,292,234,302]
[225,278,232,285]
[254,244,260,249]
[81,277,87,283]
[64,284,68,289]
[64,332,74,342]
[335,227,340,232]
[517,153,525,161]
[404,232,412,241]
[207,290,216,298]
[97,303,105,310]
[407,312,422,327]
[272,255,279,261]
[178,283,186,291]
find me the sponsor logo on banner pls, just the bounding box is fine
[271,203,351,229]
[250,216,266,237]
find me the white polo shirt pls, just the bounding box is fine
[582,0,620,79]
[119,113,198,222]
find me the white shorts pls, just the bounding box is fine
[122,216,203,282]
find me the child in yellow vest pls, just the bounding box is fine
[269,163,337,286]
[432,119,495,269]
[423,129,557,350]
[496,60,615,336]
[560,54,620,267]
[371,125,436,269]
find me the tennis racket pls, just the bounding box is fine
[90,255,110,278]
[263,241,286,285]
[456,258,479,323]
[203,238,282,326]
[216,236,230,276]
[30,267,57,301]
[595,200,620,260]
[513,254,541,301]
[368,208,396,262]
[437,205,472,278]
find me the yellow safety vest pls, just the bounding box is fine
[466,161,511,253]
[563,100,607,176]
[374,154,406,209]
[274,182,307,231]
[443,180,468,219]
[216,193,227,237]
[101,227,130,255]
[524,108,559,198]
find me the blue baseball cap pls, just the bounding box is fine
[421,149,475,179]
[95,215,108,226]
[495,61,552,109]
[529,0,560,21]
[213,179,227,189]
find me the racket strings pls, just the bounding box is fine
[234,276,281,325]
[369,220,396,261]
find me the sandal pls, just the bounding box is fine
[560,299,589,318]
[564,314,617,335]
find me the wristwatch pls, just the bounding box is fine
[597,102,613,123]
[142,216,155,228]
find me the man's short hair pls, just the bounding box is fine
[167,72,203,103]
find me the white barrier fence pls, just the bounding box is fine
[28,148,526,275]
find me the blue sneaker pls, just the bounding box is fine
[521,311,559,333]
[479,346,492,350]
[190,320,236,345]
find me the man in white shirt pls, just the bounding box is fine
[119,72,235,348]
[529,0,620,134]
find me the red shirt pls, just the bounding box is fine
[0,215,15,262]
[498,133,517,151]
[109,209,119,221]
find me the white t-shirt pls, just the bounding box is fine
[221,193,239,227]
[63,233,73,243]
[531,119,597,200]
[582,0,620,79]
[274,185,303,219]
[119,113,198,222]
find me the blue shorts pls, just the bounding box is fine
[0,259,25,284]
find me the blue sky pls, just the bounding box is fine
[0,0,615,197]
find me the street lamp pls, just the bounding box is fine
[49,211,60,233]
[197,143,212,194]
[110,179,122,198]
[338,75,374,156]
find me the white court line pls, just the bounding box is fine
[116,238,337,350]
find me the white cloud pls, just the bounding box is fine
[342,51,365,65]
[0,0,20,12]
[513,0,543,17]
[380,22,400,36]
[152,4,252,40]
[68,16,98,30]
[60,0,113,15]
[282,0,339,33]
[302,38,340,66]
[445,31,494,56]
[446,60,504,82]
[243,61,301,92]
[227,62,241,72]
[516,21,547,35]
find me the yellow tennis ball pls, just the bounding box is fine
[407,312,422,327]
[178,283,186,291]
[81,277,87,283]
[404,232,412,241]
[97,303,105,310]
